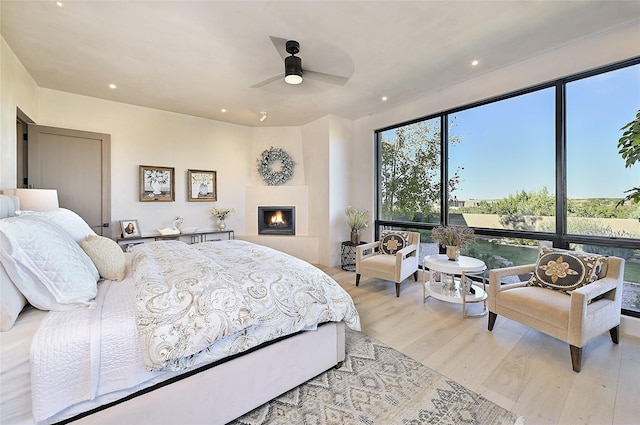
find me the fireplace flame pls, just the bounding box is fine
[270,211,286,225]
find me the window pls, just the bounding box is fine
[566,64,640,239]
[375,58,640,317]
[378,118,442,224]
[448,89,556,232]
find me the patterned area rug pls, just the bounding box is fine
[228,329,522,425]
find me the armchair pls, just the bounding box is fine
[488,255,624,372]
[355,231,420,297]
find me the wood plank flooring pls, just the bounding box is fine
[321,266,640,425]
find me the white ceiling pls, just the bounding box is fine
[2,1,639,127]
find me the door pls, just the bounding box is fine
[27,125,111,236]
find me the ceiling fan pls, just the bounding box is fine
[251,37,349,88]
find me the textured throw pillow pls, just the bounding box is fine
[81,235,126,281]
[379,231,408,255]
[526,247,607,294]
[0,262,27,331]
[21,208,97,243]
[0,215,99,311]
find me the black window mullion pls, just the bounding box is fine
[555,81,568,249]
[441,114,448,225]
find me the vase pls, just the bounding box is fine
[350,229,360,244]
[445,245,459,261]
[218,219,226,230]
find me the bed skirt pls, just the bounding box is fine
[56,321,346,425]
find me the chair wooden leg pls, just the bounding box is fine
[413,270,418,281]
[395,282,400,297]
[488,312,497,331]
[355,274,361,286]
[570,345,582,373]
[610,325,620,344]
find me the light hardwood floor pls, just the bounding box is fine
[321,266,640,425]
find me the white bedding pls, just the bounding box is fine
[29,240,360,423]
[0,306,48,424]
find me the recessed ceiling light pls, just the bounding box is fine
[221,108,227,113]
[471,60,479,66]
[56,1,63,7]
[381,96,388,102]
[108,83,117,89]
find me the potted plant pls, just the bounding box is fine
[431,225,475,260]
[209,206,236,230]
[345,207,369,244]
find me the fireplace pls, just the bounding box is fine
[258,206,296,235]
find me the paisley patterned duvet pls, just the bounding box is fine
[133,240,360,371]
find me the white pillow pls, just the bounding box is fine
[0,262,27,331]
[0,215,99,311]
[22,208,97,243]
[81,235,126,281]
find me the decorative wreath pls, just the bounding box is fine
[257,146,295,186]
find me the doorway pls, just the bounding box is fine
[24,124,111,236]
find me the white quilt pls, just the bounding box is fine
[29,240,360,423]
[30,279,159,423]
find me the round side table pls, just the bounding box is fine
[423,254,487,317]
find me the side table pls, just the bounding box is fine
[423,254,488,317]
[341,241,366,272]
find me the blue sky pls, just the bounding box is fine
[448,64,639,200]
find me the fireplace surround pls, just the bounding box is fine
[258,206,296,235]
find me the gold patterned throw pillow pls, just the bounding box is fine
[379,231,408,255]
[525,247,607,294]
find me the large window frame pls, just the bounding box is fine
[375,57,640,317]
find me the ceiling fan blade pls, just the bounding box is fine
[250,74,284,88]
[269,36,289,60]
[303,70,349,86]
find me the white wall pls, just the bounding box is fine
[328,116,354,266]
[37,88,252,237]
[0,37,39,188]
[0,35,341,264]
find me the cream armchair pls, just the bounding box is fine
[355,231,420,297]
[488,256,624,372]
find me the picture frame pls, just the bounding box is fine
[119,219,141,238]
[140,165,175,202]
[188,169,217,202]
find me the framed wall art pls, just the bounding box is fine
[188,169,217,202]
[140,165,175,202]
[119,219,141,238]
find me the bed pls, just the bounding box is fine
[0,194,360,424]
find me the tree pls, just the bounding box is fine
[617,109,640,207]
[380,120,463,220]
[492,187,555,231]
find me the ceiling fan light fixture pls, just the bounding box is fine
[284,55,303,85]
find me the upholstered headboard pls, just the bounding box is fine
[0,195,20,218]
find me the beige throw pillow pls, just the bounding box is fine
[81,235,126,281]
